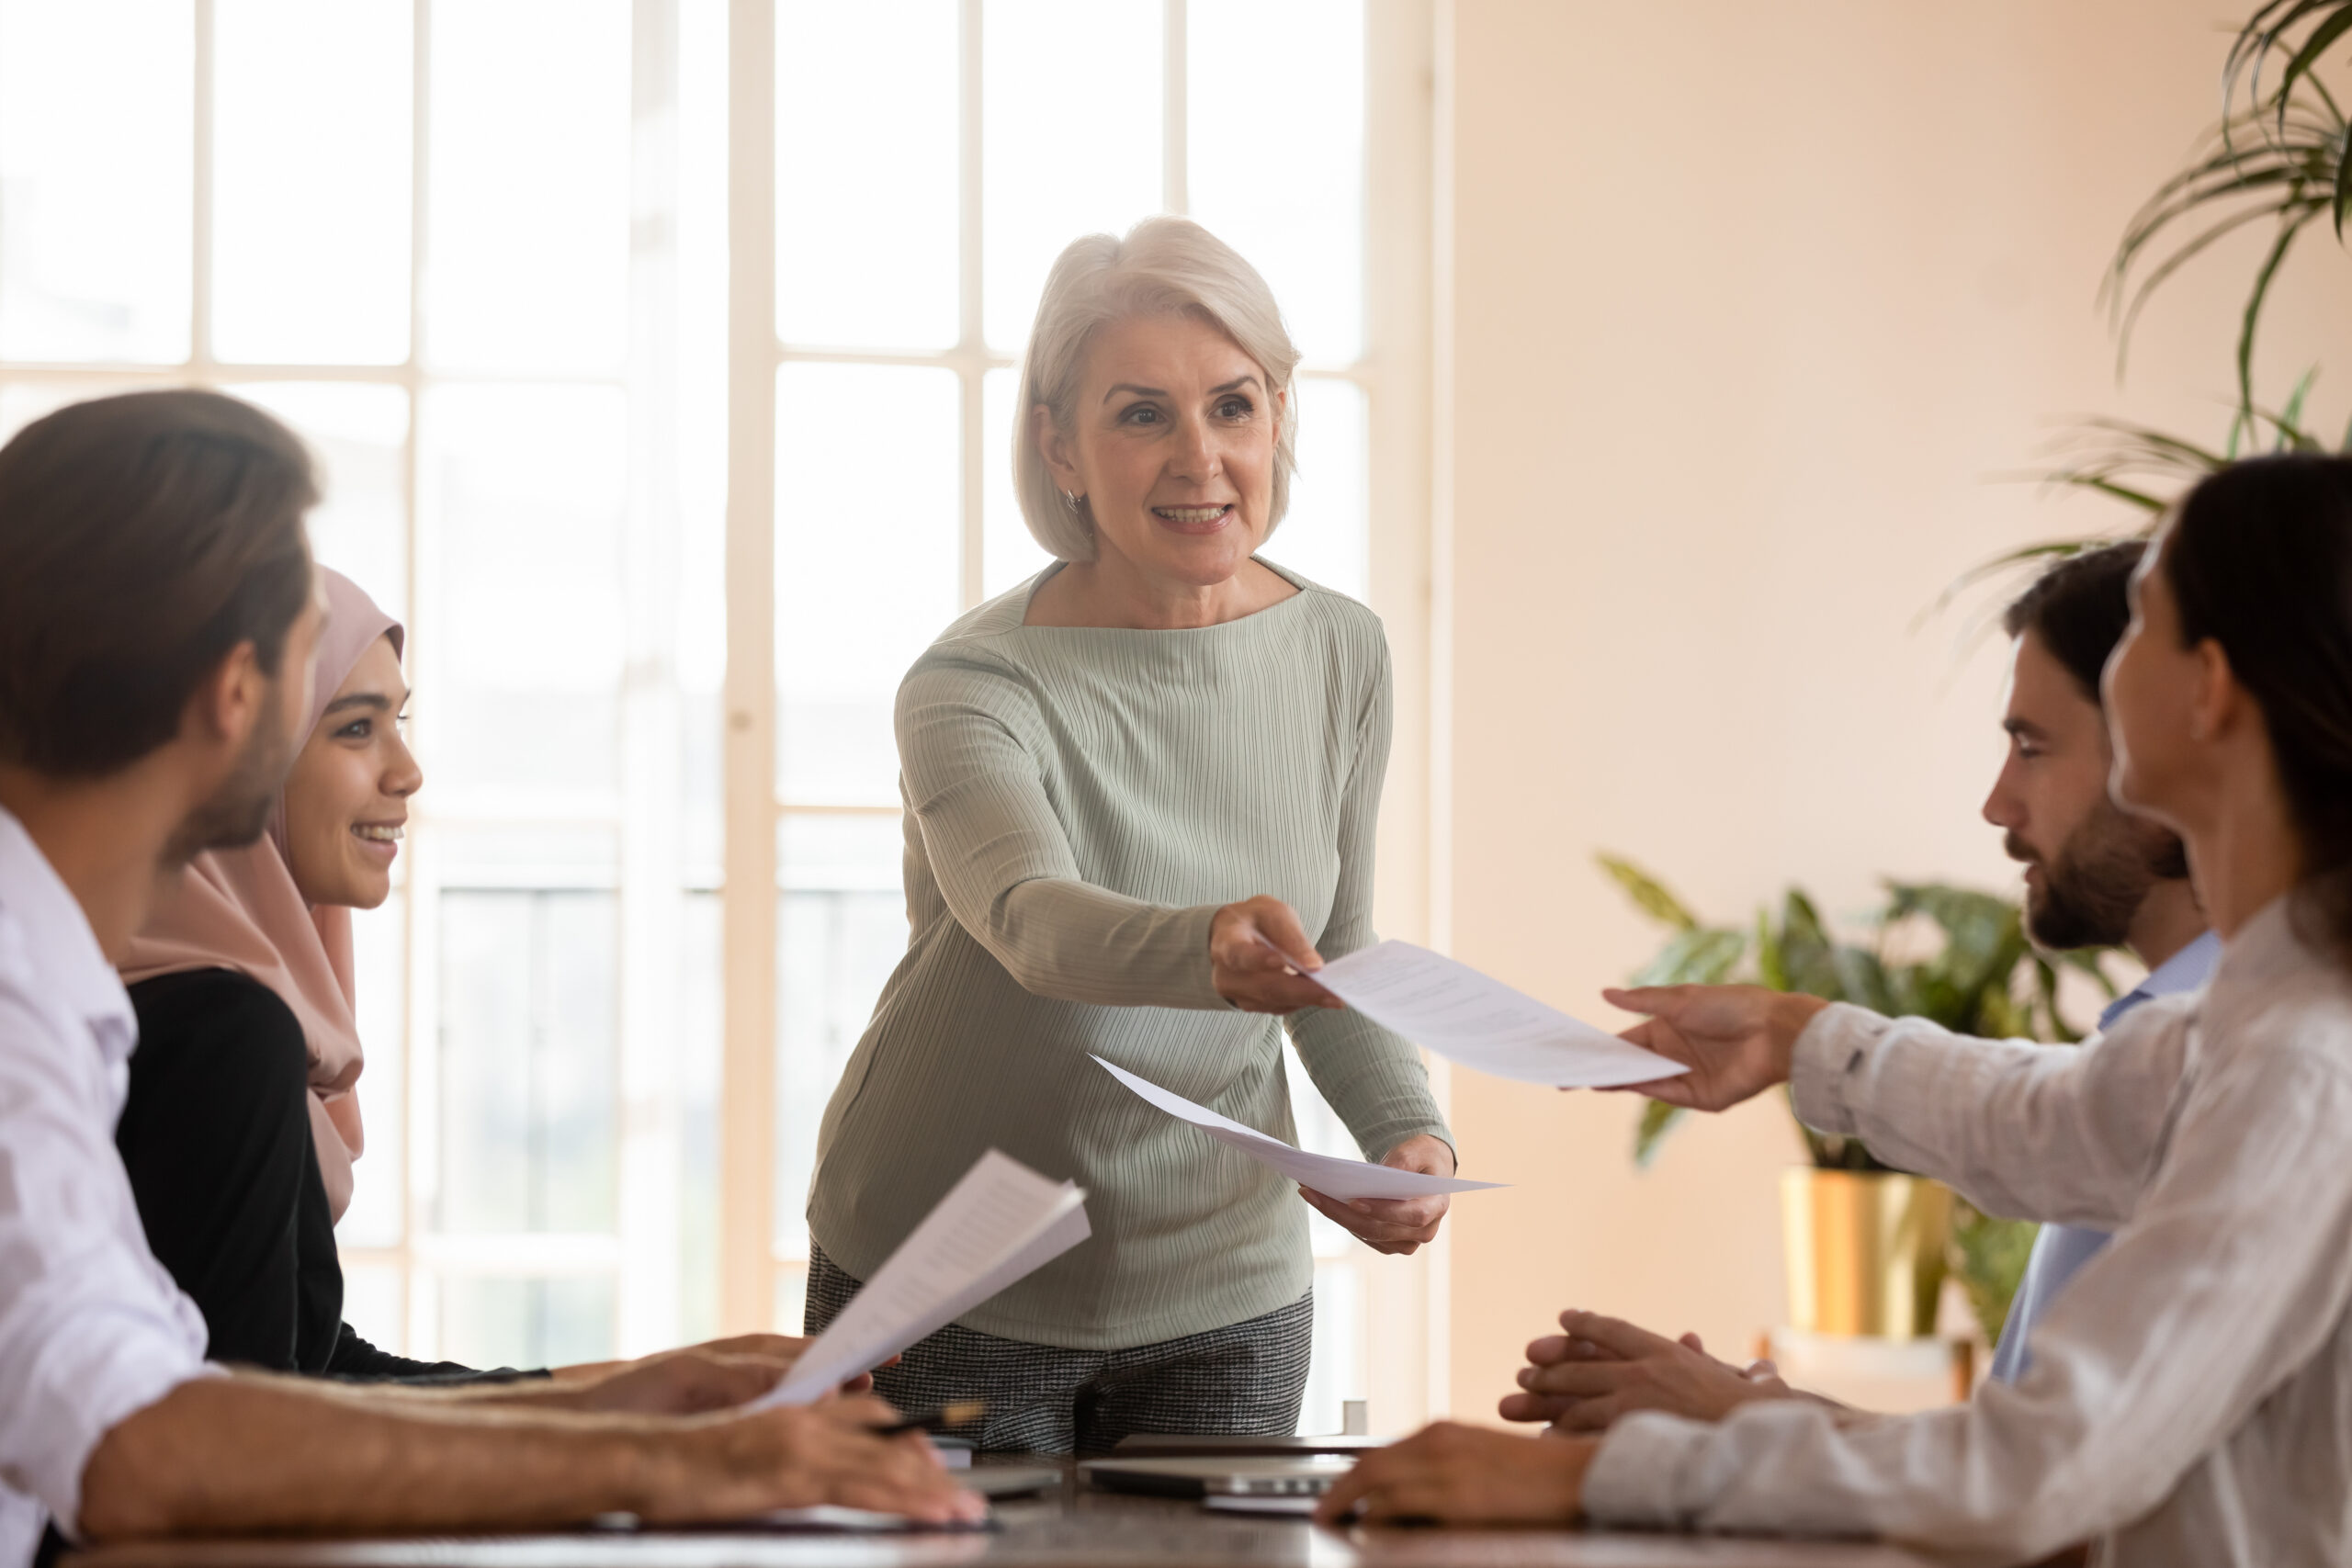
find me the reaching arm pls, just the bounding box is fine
[899,659,1330,1014]
[78,1373,977,1540]
[1611,985,2192,1227]
[1581,1011,2352,1557]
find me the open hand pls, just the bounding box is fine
[1315,1422,1594,1529]
[1299,1134,1454,1256]
[1497,1310,1792,1432]
[1600,985,1829,1111]
[1210,896,1344,1014]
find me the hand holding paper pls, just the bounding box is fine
[749,1149,1089,1410]
[1297,940,1689,1089]
[1092,1055,1504,1202]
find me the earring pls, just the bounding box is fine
[1063,491,1086,511]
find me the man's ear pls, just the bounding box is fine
[182,639,266,752]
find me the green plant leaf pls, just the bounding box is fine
[2278,6,2352,119]
[1633,1100,1686,1168]
[2240,209,2325,414]
[1631,926,1747,988]
[1950,1198,2041,1345]
[1596,853,1699,931]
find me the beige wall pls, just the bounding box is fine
[1433,0,2352,1418]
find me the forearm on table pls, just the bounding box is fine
[78,1372,667,1540]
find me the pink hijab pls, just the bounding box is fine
[120,569,403,1223]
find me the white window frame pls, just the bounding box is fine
[721,0,1443,1429]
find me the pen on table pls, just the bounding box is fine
[871,1399,987,1435]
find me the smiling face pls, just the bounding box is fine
[280,633,420,909]
[1035,310,1283,592]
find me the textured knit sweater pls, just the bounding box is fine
[807,560,1450,1348]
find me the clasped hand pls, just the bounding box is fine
[1498,1311,1791,1433]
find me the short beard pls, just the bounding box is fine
[2011,799,2186,952]
[163,679,293,867]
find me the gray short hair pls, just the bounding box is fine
[1013,216,1302,562]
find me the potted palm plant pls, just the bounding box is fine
[1600,856,2112,1343]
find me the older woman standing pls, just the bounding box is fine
[806,218,1453,1450]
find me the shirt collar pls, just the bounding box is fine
[2098,928,2222,1032]
[0,804,136,1056]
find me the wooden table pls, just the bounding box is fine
[71,1459,1935,1568]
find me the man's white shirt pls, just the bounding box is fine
[0,806,215,1566]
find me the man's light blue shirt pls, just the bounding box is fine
[1985,928,2222,1383]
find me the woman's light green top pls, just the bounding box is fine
[808,560,1451,1349]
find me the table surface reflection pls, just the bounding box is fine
[69,1458,1936,1568]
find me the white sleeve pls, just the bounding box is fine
[1788,997,2192,1227]
[0,998,218,1540]
[1585,1016,2352,1560]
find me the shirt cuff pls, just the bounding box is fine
[1580,1410,1714,1527]
[40,1348,223,1543]
[1788,1002,1883,1138]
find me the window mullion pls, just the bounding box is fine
[1162,0,1185,215]
[720,0,781,1337]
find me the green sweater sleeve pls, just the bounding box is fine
[1284,649,1454,1163]
[897,656,1229,1010]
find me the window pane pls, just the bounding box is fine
[0,0,192,363]
[1264,377,1367,600]
[0,382,122,445]
[212,0,412,365]
[233,382,411,619]
[776,0,957,350]
[982,367,1054,599]
[775,814,905,1257]
[1188,0,1364,363]
[425,0,628,373]
[340,1261,406,1355]
[335,889,406,1250]
[422,385,627,808]
[774,364,960,806]
[439,1274,615,1369]
[678,891,724,1343]
[437,890,617,1235]
[981,0,1160,351]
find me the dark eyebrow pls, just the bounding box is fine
[2002,717,2047,739]
[324,692,400,716]
[1103,382,1167,403]
[1210,375,1262,395]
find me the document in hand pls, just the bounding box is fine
[748,1149,1089,1409]
[1092,1056,1504,1201]
[1305,940,1690,1089]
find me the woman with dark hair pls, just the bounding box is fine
[1322,454,2352,1566]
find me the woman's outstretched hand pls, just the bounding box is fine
[1210,896,1345,1014]
[1300,1134,1456,1256]
[1601,984,1830,1112]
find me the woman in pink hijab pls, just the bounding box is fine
[113,568,833,1396]
[114,568,437,1376]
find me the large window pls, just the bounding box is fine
[0,0,1425,1432]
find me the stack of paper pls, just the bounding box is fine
[1301,939,1689,1089]
[1092,1056,1505,1201]
[751,1149,1089,1409]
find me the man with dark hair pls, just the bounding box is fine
[1978,541,2216,1380]
[0,391,973,1568]
[1492,541,2219,1437]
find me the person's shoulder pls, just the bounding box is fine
[1257,560,1389,660]
[129,967,303,1043]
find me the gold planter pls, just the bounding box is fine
[1780,1168,1951,1339]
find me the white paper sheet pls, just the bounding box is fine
[1091,1056,1505,1201]
[751,1149,1089,1408]
[1300,939,1690,1089]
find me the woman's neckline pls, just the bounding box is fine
[1017,557,1308,633]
